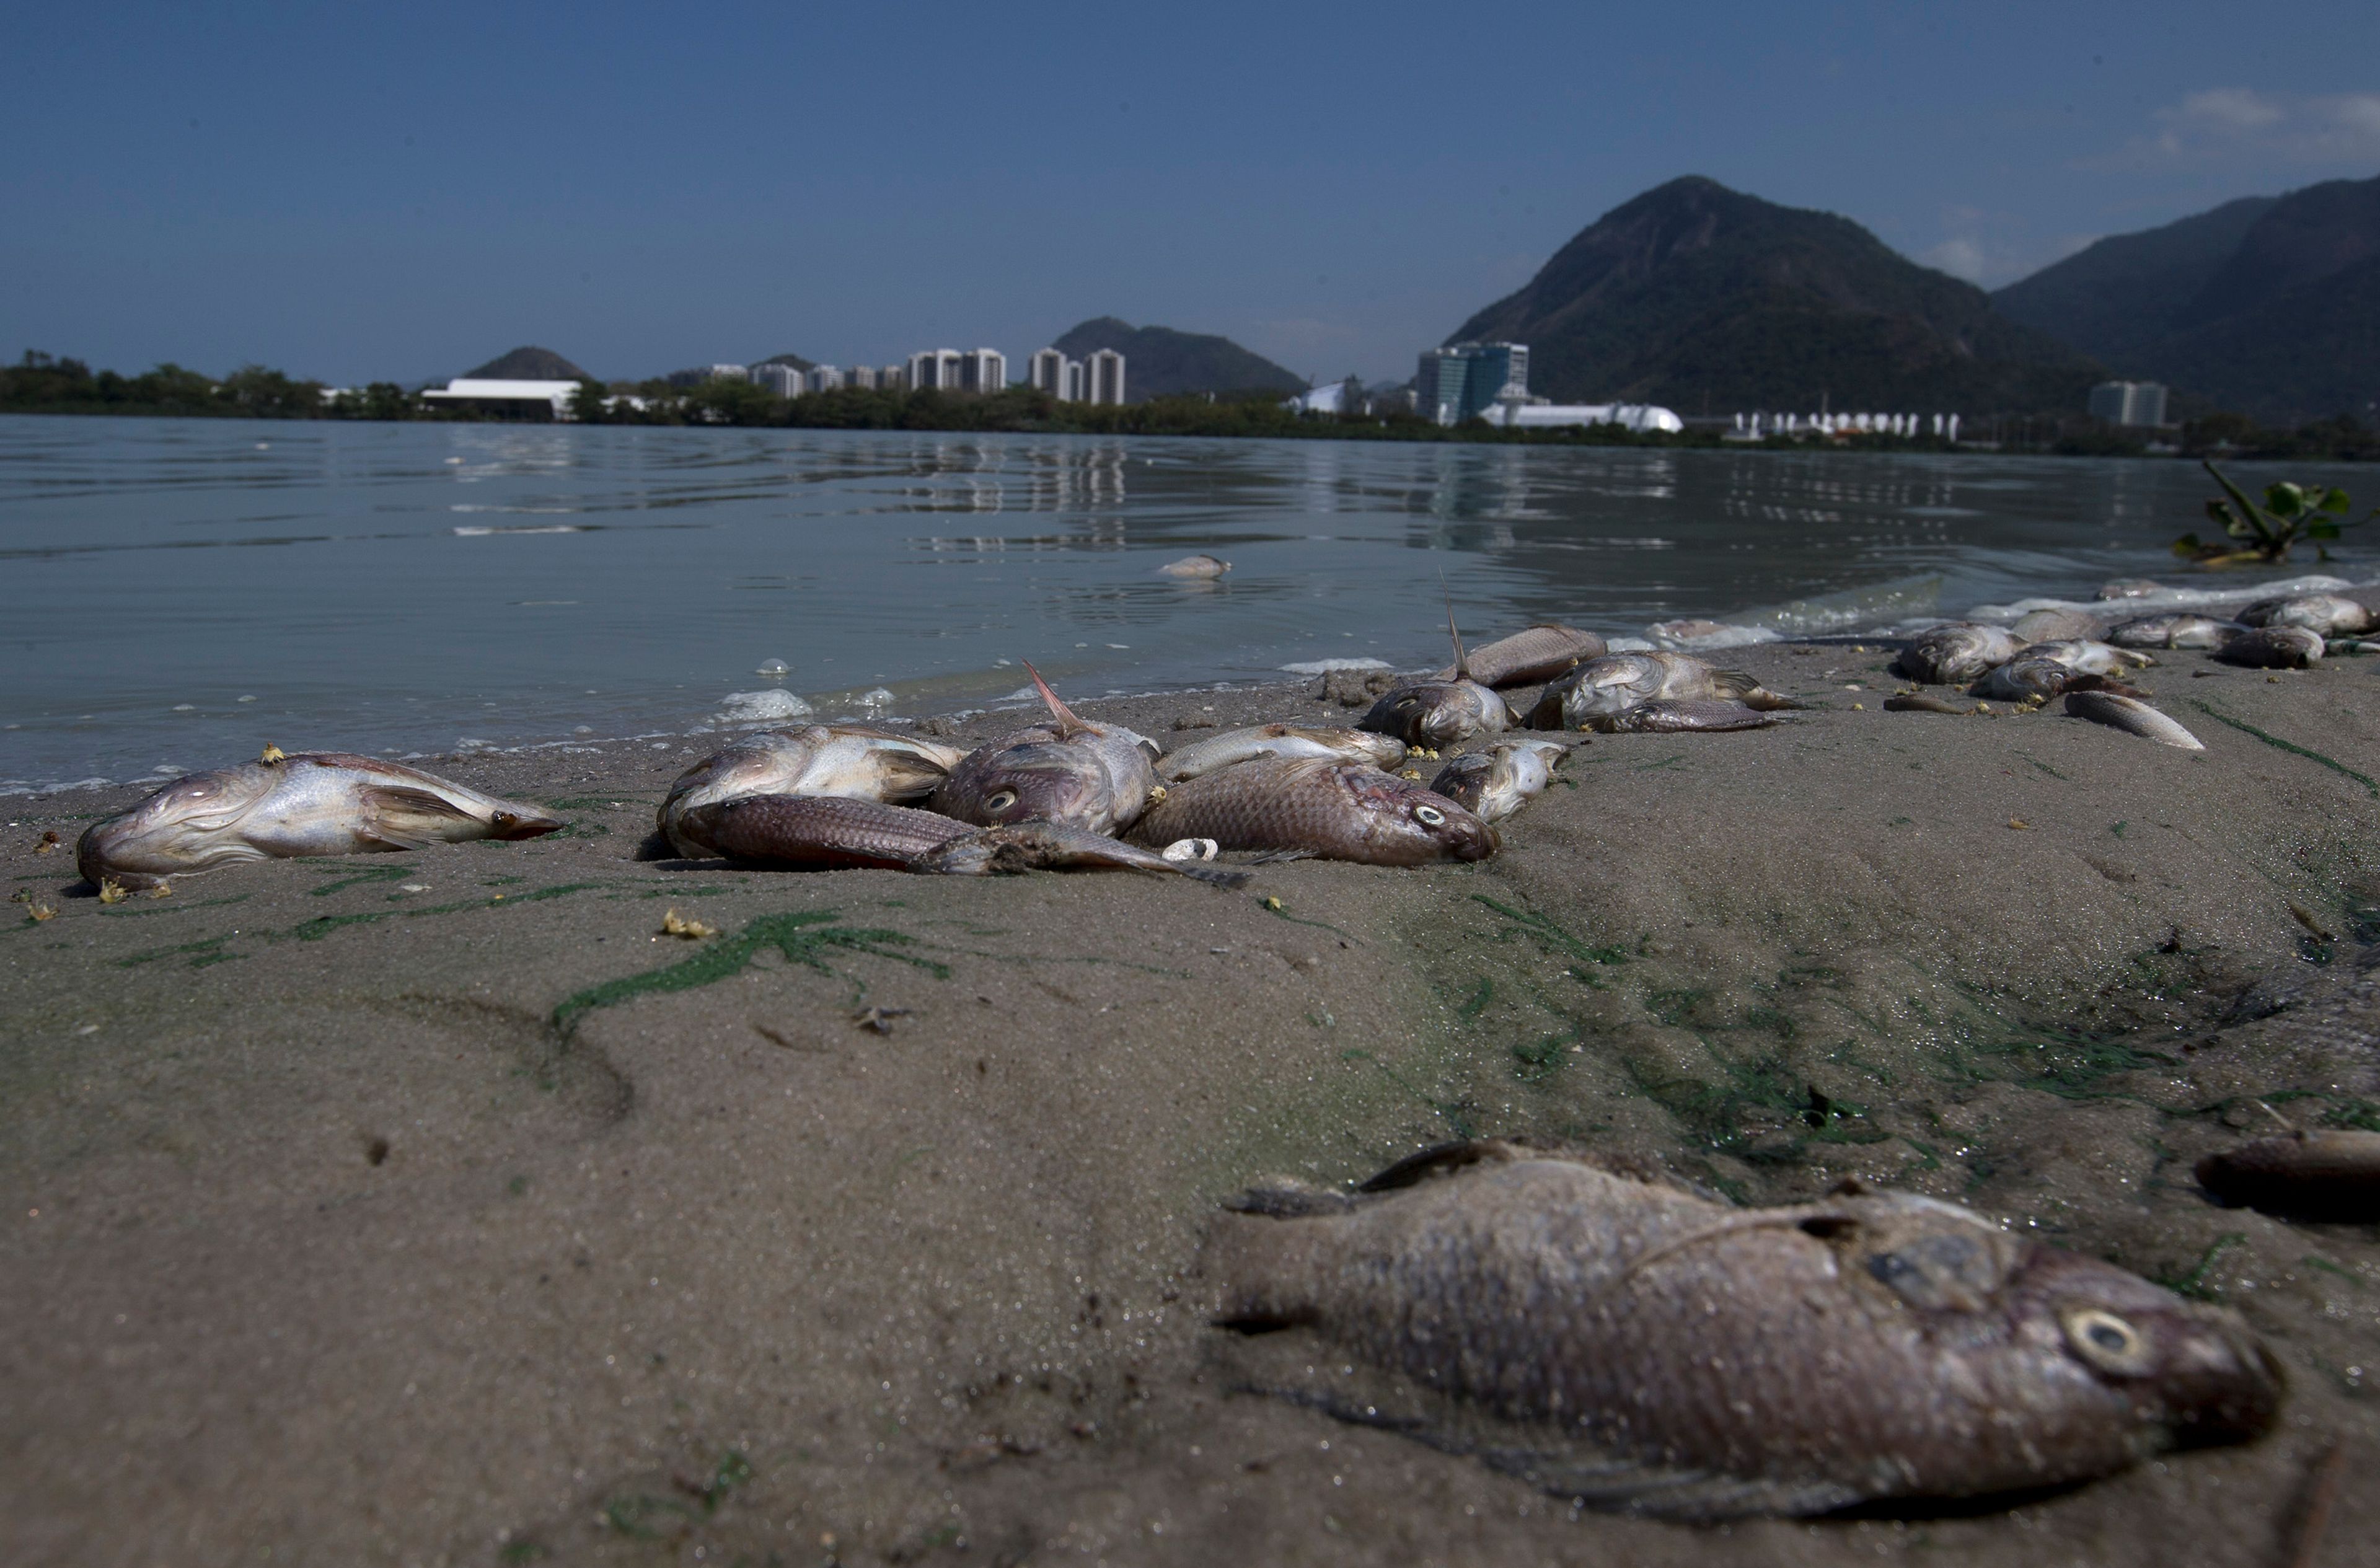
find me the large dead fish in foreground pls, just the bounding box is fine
[657,725,966,857]
[1430,623,1607,688]
[76,753,562,889]
[1205,1141,2282,1520]
[681,795,1248,887]
[1360,607,1517,749]
[1525,653,1800,731]
[932,663,1163,835]
[1127,756,1497,865]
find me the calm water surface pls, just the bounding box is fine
[2,415,2368,790]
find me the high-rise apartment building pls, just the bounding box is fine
[1029,347,1082,400]
[846,365,878,390]
[2087,381,2169,427]
[907,350,963,392]
[1085,348,1126,406]
[750,363,803,397]
[958,349,1006,394]
[1416,342,1530,425]
[806,365,846,394]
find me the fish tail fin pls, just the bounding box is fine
[1202,1196,1339,1331]
[1712,669,1805,710]
[1021,659,1086,738]
[1178,861,1254,889]
[1220,1177,1359,1219]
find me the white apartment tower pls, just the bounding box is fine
[1086,348,1126,406]
[907,349,963,391]
[1029,347,1081,400]
[750,363,803,397]
[958,348,1006,394]
[805,364,846,394]
[882,364,906,390]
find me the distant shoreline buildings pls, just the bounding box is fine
[1401,340,1685,433]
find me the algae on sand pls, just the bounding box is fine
[550,909,947,1031]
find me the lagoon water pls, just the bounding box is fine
[1,413,2367,791]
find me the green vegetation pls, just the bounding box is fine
[550,909,945,1031]
[2187,701,2380,797]
[2173,460,2370,563]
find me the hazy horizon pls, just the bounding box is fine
[5,1,2376,388]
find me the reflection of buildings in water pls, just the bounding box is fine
[1299,441,1347,514]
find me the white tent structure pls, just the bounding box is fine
[419,378,582,418]
[1491,402,1683,434]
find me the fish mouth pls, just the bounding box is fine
[487,809,565,840]
[2161,1325,2287,1450]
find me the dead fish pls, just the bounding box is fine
[1430,624,1607,687]
[1970,641,2153,701]
[1582,698,1783,733]
[2009,607,2109,643]
[1884,692,1977,715]
[932,663,1161,835]
[2107,614,2245,650]
[1126,756,1496,865]
[1429,739,1568,823]
[76,754,561,889]
[1525,653,1798,730]
[2197,1129,2380,1220]
[681,794,1248,888]
[1159,724,1406,784]
[2216,625,2324,669]
[1362,606,1515,748]
[2065,691,2205,750]
[1205,1141,2283,1520]
[1157,553,1232,579]
[658,725,966,857]
[1894,623,2025,685]
[2096,578,2166,600]
[2237,594,2376,636]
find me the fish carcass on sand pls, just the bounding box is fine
[2216,625,2324,669]
[1126,756,1496,865]
[2064,691,2205,750]
[657,725,966,856]
[2107,614,2245,650]
[2197,1129,2380,1221]
[1205,1141,2282,1520]
[2237,594,2376,636]
[1429,739,1568,823]
[1893,624,2027,685]
[1969,640,2153,702]
[1525,653,1799,731]
[1430,624,1607,688]
[1582,698,1783,733]
[932,663,1163,835]
[679,795,1248,886]
[1359,606,1518,749]
[1158,724,1406,785]
[77,753,562,889]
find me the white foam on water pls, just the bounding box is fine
[1965,574,2365,623]
[1279,658,1392,676]
[717,689,814,725]
[1606,637,1655,653]
[1644,622,1783,651]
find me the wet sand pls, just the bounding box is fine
[4,643,2378,1567]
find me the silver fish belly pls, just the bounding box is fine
[76,754,561,889]
[1527,653,1796,729]
[658,726,965,856]
[2064,691,2205,749]
[1158,724,1407,784]
[1429,739,1567,823]
[2107,614,2243,650]
[2238,594,2375,636]
[1205,1142,2282,1520]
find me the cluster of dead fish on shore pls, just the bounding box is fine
[1889,588,2378,748]
[54,594,2368,1529]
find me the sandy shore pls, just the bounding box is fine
[4,641,2378,1567]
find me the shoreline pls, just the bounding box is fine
[7,641,2380,1563]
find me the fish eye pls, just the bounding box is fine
[2061,1307,2152,1375]
[1414,804,1445,826]
[987,789,1018,811]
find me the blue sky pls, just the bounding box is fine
[4,2,2376,387]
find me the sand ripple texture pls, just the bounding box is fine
[4,640,2379,1565]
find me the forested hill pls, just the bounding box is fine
[1995,174,2380,425]
[462,346,590,381]
[1049,317,1305,399]
[1448,176,2098,414]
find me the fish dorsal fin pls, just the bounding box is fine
[1443,588,1473,684]
[1021,660,1087,739]
[1359,1139,1529,1192]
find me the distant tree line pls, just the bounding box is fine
[5,350,2374,460]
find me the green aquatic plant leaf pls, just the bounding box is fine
[551,909,946,1032]
[2188,702,2380,797]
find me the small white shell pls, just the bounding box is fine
[1161,837,1221,862]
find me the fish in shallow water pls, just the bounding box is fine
[2216,625,2324,669]
[1430,624,1607,688]
[1525,653,1799,731]
[680,795,1247,886]
[1157,553,1232,579]
[932,664,1162,835]
[1429,739,1568,822]
[2196,1129,2380,1220]
[1894,624,2027,686]
[1158,724,1406,784]
[2107,614,2244,650]
[1126,756,1496,865]
[1205,1141,2282,1520]
[658,725,965,857]
[2064,690,2205,750]
[2237,594,2376,636]
[76,754,562,889]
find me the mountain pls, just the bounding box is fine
[1049,317,1305,400]
[1995,174,2380,425]
[462,346,590,381]
[1991,197,2276,368]
[752,351,814,371]
[1447,176,2099,414]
